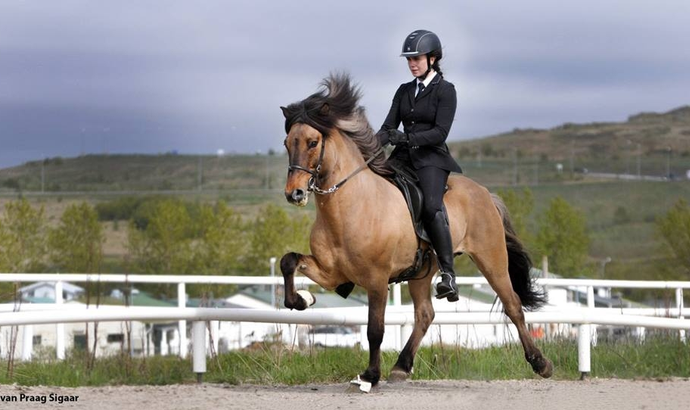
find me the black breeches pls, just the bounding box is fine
[416,166,449,222]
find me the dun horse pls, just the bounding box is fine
[279,74,553,386]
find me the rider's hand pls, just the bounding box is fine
[387,129,409,146]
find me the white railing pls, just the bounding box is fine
[0,273,687,379]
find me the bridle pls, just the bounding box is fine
[288,137,386,196]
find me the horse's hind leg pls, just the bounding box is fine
[471,247,553,378]
[389,276,435,382]
[280,252,346,310]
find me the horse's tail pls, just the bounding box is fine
[491,194,547,311]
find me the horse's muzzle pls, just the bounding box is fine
[286,188,308,206]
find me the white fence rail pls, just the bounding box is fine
[0,273,688,378]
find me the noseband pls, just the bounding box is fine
[288,138,386,195]
[288,136,327,193]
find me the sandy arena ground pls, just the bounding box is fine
[1,378,689,410]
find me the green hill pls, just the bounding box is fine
[449,105,690,163]
[0,153,288,194]
[1,106,688,194]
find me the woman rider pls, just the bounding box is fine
[376,29,462,302]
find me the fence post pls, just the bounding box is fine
[21,325,33,361]
[192,321,207,383]
[677,288,685,342]
[54,280,65,360]
[587,286,596,345]
[178,282,187,358]
[578,286,595,380]
[393,283,402,350]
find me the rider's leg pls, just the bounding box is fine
[417,166,458,302]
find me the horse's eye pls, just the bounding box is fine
[308,140,318,149]
[283,137,288,147]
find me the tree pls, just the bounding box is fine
[657,199,690,278]
[0,199,47,273]
[534,196,590,277]
[127,198,193,276]
[245,204,311,274]
[192,201,248,275]
[48,202,104,273]
[0,199,47,300]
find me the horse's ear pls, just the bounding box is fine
[280,106,289,118]
[320,103,330,116]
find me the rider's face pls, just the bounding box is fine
[406,55,435,78]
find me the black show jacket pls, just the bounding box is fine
[377,74,462,173]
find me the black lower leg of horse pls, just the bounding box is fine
[504,298,553,378]
[280,252,309,311]
[392,283,435,376]
[360,289,387,385]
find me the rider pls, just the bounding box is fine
[376,29,462,302]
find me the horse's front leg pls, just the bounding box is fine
[358,287,388,386]
[280,252,344,310]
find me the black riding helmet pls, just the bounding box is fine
[400,29,442,58]
[400,30,442,79]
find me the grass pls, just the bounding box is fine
[2,336,689,387]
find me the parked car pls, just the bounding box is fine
[308,326,360,347]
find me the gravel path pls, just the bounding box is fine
[1,379,688,410]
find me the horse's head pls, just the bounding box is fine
[280,74,393,207]
[281,118,326,207]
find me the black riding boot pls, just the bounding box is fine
[426,210,459,302]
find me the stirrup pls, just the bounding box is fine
[435,273,459,302]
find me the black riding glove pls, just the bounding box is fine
[387,129,409,146]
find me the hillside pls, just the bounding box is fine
[448,106,690,162]
[0,153,288,194]
[1,106,688,194]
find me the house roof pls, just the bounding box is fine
[75,292,175,307]
[19,281,84,293]
[225,286,368,309]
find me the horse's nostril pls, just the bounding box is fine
[292,189,306,202]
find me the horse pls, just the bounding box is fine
[278,73,553,386]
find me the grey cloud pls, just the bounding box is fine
[1,0,689,167]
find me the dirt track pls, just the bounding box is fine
[1,379,689,410]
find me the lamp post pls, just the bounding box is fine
[270,257,277,308]
[599,257,612,299]
[600,257,612,279]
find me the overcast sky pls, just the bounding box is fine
[1,0,688,168]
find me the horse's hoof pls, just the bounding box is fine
[388,369,409,383]
[538,358,554,378]
[296,290,316,309]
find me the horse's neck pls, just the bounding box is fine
[314,134,388,223]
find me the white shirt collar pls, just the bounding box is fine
[416,70,437,89]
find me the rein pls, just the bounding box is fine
[288,139,387,196]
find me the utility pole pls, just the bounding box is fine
[570,139,575,176]
[197,156,203,191]
[513,147,518,186]
[41,158,45,194]
[666,146,672,179]
[636,143,641,179]
[265,153,270,190]
[626,140,631,176]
